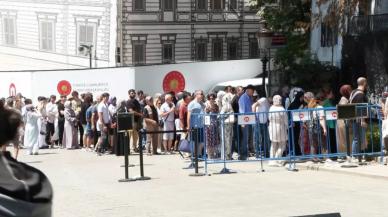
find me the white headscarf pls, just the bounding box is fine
[273,95,282,106]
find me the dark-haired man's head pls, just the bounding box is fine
[24,99,32,105]
[245,85,255,97]
[128,89,136,99]
[50,95,56,103]
[102,93,110,103]
[72,91,79,99]
[0,107,22,146]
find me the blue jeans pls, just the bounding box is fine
[240,125,251,159]
[352,120,366,155]
[256,123,270,158]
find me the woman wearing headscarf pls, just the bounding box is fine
[252,97,270,158]
[220,92,234,160]
[268,95,288,166]
[24,105,42,155]
[62,101,78,149]
[287,88,305,156]
[336,85,353,153]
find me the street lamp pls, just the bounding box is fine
[78,44,93,69]
[256,22,273,97]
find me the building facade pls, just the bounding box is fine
[118,0,262,66]
[0,0,117,68]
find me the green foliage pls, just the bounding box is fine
[251,0,312,69]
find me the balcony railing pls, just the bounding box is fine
[349,13,388,35]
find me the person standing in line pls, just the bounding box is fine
[126,89,143,153]
[160,94,176,154]
[143,96,159,155]
[287,89,305,156]
[349,77,369,162]
[63,101,78,150]
[252,97,270,158]
[108,97,117,153]
[204,93,220,159]
[187,90,206,156]
[238,85,255,160]
[96,93,111,155]
[220,92,235,160]
[85,101,96,151]
[80,93,92,149]
[154,97,164,152]
[91,95,102,148]
[321,87,337,160]
[56,96,66,148]
[45,95,57,148]
[37,97,48,149]
[268,95,288,166]
[71,91,83,147]
[336,85,353,153]
[24,105,42,155]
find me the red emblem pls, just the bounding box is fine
[332,111,337,118]
[244,116,250,122]
[57,80,72,96]
[162,71,185,93]
[299,113,304,120]
[9,83,16,97]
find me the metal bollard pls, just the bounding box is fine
[189,128,205,177]
[135,129,151,181]
[119,131,136,182]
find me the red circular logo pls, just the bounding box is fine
[9,83,16,97]
[244,117,250,122]
[162,71,185,93]
[57,80,72,96]
[299,113,304,119]
[332,112,337,118]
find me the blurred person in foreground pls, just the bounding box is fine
[0,101,53,217]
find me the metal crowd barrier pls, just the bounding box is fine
[189,104,384,174]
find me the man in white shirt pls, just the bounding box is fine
[45,95,58,147]
[96,93,111,154]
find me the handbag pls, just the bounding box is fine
[158,119,164,128]
[178,139,193,153]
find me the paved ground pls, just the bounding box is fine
[17,148,388,217]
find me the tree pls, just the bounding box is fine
[250,0,312,70]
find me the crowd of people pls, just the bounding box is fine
[1,77,387,165]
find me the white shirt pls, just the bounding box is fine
[45,102,58,124]
[161,102,175,122]
[108,104,117,118]
[97,102,111,125]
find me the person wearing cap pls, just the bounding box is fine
[238,84,255,160]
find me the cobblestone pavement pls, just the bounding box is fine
[17,149,388,217]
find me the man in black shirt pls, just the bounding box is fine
[126,89,143,152]
[349,77,368,162]
[57,95,66,147]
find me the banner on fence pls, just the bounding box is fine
[325,110,338,120]
[238,115,256,125]
[292,111,310,122]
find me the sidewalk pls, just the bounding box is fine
[296,158,388,180]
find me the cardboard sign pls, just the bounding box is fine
[292,111,310,122]
[237,115,256,125]
[325,110,338,120]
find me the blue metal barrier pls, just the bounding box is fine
[189,104,384,174]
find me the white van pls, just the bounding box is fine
[208,78,268,94]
